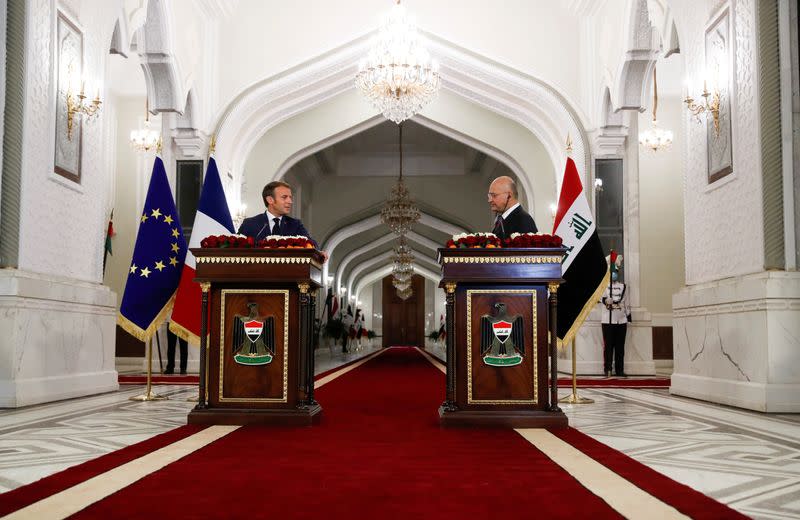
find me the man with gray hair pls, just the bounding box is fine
[487,176,537,239]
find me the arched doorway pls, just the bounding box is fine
[382,274,425,347]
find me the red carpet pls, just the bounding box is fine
[556,376,670,388]
[2,348,742,519]
[67,348,740,519]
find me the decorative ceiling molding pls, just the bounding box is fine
[354,263,441,303]
[612,0,659,112]
[212,29,592,197]
[346,248,440,298]
[272,114,536,209]
[320,212,467,292]
[136,0,185,113]
[335,230,440,292]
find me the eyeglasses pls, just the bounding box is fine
[487,192,510,199]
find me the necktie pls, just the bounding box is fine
[493,215,504,238]
[272,217,281,235]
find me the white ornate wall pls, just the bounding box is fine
[0,0,124,406]
[668,0,800,411]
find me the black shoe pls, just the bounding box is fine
[163,369,174,375]
[617,373,628,378]
[179,371,187,375]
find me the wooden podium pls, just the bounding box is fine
[187,248,324,426]
[438,248,568,428]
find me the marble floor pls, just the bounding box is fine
[1,347,799,520]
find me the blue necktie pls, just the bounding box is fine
[272,217,281,235]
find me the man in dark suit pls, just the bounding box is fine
[488,176,537,239]
[238,181,328,260]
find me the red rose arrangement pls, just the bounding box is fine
[443,232,563,249]
[504,233,563,248]
[200,234,314,249]
[200,235,255,248]
[257,235,314,249]
[445,232,502,249]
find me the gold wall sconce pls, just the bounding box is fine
[66,82,101,140]
[683,80,721,137]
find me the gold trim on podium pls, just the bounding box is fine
[442,256,560,264]
[466,289,538,405]
[197,256,322,269]
[218,289,289,403]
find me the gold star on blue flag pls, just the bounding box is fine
[118,157,187,341]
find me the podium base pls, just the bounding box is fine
[438,406,568,429]
[188,404,322,426]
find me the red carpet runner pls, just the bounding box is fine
[1,348,742,519]
[78,348,738,519]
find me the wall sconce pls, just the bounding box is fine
[684,80,721,137]
[326,275,334,286]
[66,81,101,141]
[549,203,557,218]
[594,178,604,193]
[357,300,362,306]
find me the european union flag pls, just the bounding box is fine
[118,157,187,341]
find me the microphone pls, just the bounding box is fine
[254,220,269,242]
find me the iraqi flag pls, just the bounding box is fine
[552,157,609,346]
[170,157,235,344]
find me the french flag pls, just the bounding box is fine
[170,157,235,344]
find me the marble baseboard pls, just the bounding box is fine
[0,269,118,407]
[0,370,118,407]
[672,271,800,411]
[670,373,800,412]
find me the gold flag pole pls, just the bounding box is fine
[559,339,594,404]
[557,133,593,405]
[130,336,169,401]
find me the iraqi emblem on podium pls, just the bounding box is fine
[232,302,275,365]
[480,303,524,367]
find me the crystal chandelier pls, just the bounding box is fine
[130,100,160,153]
[355,0,441,124]
[397,286,413,300]
[381,124,420,235]
[639,66,674,152]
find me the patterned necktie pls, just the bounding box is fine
[272,217,281,235]
[493,214,504,237]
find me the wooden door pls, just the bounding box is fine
[382,274,425,347]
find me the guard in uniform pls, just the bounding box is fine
[601,271,631,377]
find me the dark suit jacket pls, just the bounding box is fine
[237,213,318,248]
[493,205,538,240]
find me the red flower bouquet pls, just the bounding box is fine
[257,235,314,249]
[445,232,502,249]
[200,235,255,248]
[504,233,563,248]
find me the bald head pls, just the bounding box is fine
[488,176,519,213]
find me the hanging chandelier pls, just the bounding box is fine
[397,286,413,300]
[381,124,420,235]
[355,0,441,124]
[639,66,674,152]
[130,100,160,153]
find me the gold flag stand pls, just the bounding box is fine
[129,336,169,402]
[558,339,594,404]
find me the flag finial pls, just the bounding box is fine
[565,133,573,154]
[156,137,162,155]
[209,135,216,157]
